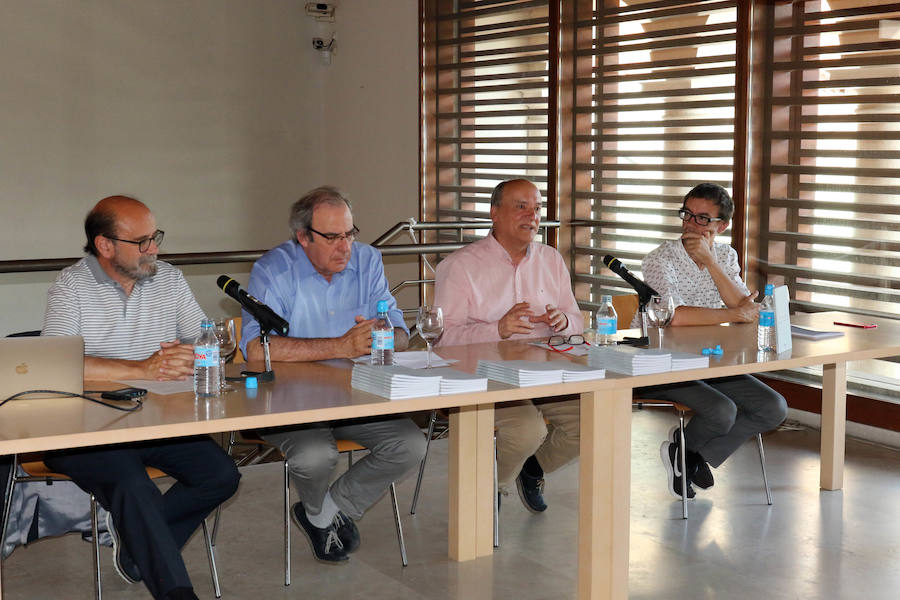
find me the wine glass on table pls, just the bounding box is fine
[646,295,674,348]
[214,318,237,391]
[416,306,444,368]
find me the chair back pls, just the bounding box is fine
[611,294,639,329]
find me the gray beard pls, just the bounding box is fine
[113,256,158,281]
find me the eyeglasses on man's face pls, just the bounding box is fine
[678,208,723,227]
[105,229,164,253]
[307,225,359,245]
[548,334,588,348]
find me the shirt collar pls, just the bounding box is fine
[293,240,359,282]
[487,230,533,265]
[84,254,152,290]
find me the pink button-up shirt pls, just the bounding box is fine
[434,233,583,346]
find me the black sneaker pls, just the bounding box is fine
[106,511,142,584]
[660,439,695,499]
[689,457,714,489]
[290,502,349,564]
[515,467,548,513]
[669,427,714,489]
[331,511,360,554]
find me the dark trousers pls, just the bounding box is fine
[45,437,240,599]
[636,375,788,467]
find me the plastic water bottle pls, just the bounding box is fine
[194,318,221,397]
[757,284,776,352]
[595,295,618,346]
[371,300,394,366]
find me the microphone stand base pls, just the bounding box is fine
[240,369,275,383]
[618,336,649,347]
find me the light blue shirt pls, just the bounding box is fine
[239,239,407,357]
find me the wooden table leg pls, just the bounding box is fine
[448,403,495,561]
[578,387,631,600]
[820,362,847,490]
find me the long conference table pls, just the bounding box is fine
[1,311,898,600]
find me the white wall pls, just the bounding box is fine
[0,0,420,333]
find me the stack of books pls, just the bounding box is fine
[559,362,607,382]
[587,346,672,375]
[423,367,489,395]
[351,364,442,399]
[669,351,710,371]
[476,360,605,387]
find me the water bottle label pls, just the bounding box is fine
[759,311,775,328]
[596,317,616,335]
[372,330,394,350]
[194,345,220,368]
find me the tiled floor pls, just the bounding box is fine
[3,409,899,599]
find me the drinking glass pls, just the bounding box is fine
[214,318,237,391]
[646,295,674,348]
[416,306,444,368]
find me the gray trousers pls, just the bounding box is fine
[636,375,787,467]
[263,417,426,520]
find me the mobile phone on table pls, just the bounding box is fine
[100,387,148,401]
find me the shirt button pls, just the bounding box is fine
[329,311,334,315]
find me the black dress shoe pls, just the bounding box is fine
[106,511,142,584]
[516,467,548,513]
[332,511,360,553]
[290,502,349,564]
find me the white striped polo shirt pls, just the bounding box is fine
[41,255,206,361]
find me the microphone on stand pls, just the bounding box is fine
[602,255,658,304]
[217,275,289,382]
[602,255,657,345]
[217,276,289,337]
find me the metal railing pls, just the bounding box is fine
[0,220,560,273]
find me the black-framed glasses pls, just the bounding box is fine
[678,208,724,226]
[307,225,359,245]
[548,334,587,347]
[105,229,164,253]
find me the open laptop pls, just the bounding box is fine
[0,335,84,400]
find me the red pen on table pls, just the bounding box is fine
[833,321,877,329]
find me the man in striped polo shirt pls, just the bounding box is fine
[41,196,240,600]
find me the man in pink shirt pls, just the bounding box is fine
[434,179,584,513]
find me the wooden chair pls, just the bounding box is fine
[211,430,408,585]
[1,456,221,598]
[612,293,773,518]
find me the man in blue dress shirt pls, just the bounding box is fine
[240,186,426,565]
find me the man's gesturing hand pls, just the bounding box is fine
[530,304,568,332]
[498,302,536,339]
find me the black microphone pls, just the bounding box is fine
[602,255,658,303]
[217,275,290,337]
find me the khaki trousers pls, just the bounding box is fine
[494,396,580,489]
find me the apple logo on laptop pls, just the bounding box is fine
[15,362,28,375]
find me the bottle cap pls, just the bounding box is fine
[376,300,389,313]
[245,376,258,389]
[764,283,774,295]
[601,294,612,303]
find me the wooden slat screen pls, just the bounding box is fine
[425,0,553,245]
[568,0,739,318]
[759,0,900,320]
